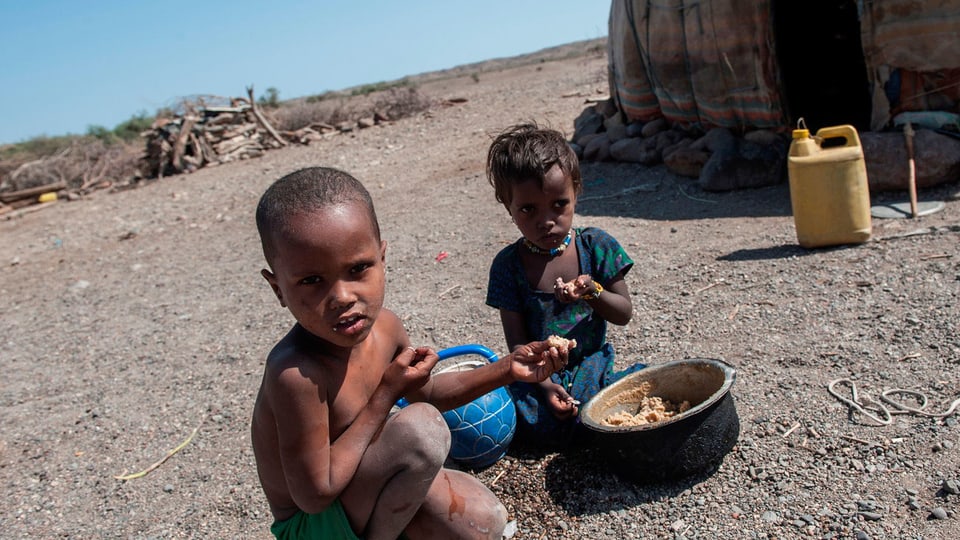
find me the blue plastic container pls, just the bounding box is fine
[398,344,516,469]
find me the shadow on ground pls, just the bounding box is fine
[499,439,727,517]
[578,161,960,225]
[576,162,793,221]
[542,445,725,516]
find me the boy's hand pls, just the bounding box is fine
[509,339,571,383]
[383,346,439,400]
[541,381,579,420]
[554,275,599,303]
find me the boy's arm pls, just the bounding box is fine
[269,359,398,514]
[406,337,567,411]
[269,317,432,514]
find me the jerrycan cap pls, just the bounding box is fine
[792,118,810,139]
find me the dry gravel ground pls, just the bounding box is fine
[3,42,960,539]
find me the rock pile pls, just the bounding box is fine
[570,99,960,193]
[570,99,788,192]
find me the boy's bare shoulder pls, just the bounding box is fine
[376,307,404,332]
[375,308,412,350]
[261,326,328,382]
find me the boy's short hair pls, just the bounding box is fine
[256,166,380,266]
[486,122,582,208]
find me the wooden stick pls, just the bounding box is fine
[904,123,918,218]
[171,115,198,173]
[438,284,461,299]
[919,253,952,261]
[841,434,873,446]
[2,200,58,220]
[782,421,801,438]
[0,181,67,203]
[246,85,287,147]
[694,281,726,294]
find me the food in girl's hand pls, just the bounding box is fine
[546,335,577,351]
[554,277,575,295]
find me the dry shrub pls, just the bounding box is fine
[373,87,433,121]
[268,99,355,132]
[1,139,142,193]
[268,86,434,132]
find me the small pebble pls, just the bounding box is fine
[942,479,960,495]
[930,507,948,520]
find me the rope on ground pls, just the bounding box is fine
[577,182,660,202]
[114,416,205,480]
[828,378,960,426]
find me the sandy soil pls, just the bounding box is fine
[2,41,960,539]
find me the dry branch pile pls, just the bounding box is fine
[0,141,141,219]
[140,88,289,179]
[2,85,430,219]
[138,86,394,179]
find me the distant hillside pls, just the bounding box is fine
[401,37,607,85]
[310,37,608,101]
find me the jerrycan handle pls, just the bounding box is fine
[815,125,861,149]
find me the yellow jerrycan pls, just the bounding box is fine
[787,123,872,248]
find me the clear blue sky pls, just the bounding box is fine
[0,1,610,145]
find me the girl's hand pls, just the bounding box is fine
[382,346,439,400]
[540,380,579,420]
[554,275,600,303]
[509,340,570,382]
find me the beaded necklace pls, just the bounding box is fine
[523,230,573,257]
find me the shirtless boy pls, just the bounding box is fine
[251,166,569,539]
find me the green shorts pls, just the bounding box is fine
[270,500,359,540]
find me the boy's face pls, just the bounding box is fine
[507,164,576,251]
[261,202,387,349]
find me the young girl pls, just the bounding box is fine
[485,123,645,447]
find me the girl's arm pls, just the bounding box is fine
[556,271,632,326]
[583,271,632,326]
[500,308,530,353]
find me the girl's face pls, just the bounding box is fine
[261,202,387,349]
[507,164,577,251]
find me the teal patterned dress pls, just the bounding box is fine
[486,227,645,447]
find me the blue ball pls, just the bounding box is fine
[442,385,516,469]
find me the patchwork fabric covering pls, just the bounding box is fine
[608,0,960,132]
[860,0,960,129]
[607,0,785,131]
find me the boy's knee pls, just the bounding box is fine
[490,499,508,535]
[473,495,508,539]
[390,403,451,462]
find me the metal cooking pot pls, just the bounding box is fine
[580,358,739,483]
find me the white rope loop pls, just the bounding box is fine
[828,378,960,425]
